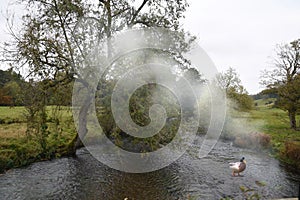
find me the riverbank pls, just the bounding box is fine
[227,100,300,170]
[0,104,300,173]
[251,103,300,169]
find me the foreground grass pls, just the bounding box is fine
[0,106,76,173]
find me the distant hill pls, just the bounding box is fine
[251,93,278,100]
[253,98,277,107]
[251,89,279,108]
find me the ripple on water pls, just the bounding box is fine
[0,137,299,200]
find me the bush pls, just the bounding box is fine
[234,132,271,149]
[283,141,300,167]
[0,149,16,172]
[257,133,271,147]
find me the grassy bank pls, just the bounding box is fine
[1,102,299,173]
[0,106,76,173]
[251,102,300,168]
[229,99,300,169]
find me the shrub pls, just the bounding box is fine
[0,149,16,172]
[234,132,271,149]
[283,141,300,167]
[258,133,271,147]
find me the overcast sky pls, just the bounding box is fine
[183,0,300,94]
[1,0,300,94]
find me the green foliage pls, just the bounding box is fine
[2,0,195,152]
[227,88,254,111]
[0,140,41,172]
[216,67,243,92]
[96,78,182,152]
[47,82,73,106]
[0,106,76,173]
[275,75,300,129]
[222,98,300,169]
[3,0,192,83]
[0,69,73,107]
[0,69,25,106]
[260,39,300,129]
[20,80,76,155]
[216,67,254,111]
[239,102,300,168]
[0,69,23,88]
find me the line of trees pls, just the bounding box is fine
[0,69,72,107]
[0,69,24,106]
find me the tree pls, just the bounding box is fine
[0,69,24,106]
[0,69,23,88]
[2,81,22,106]
[3,0,193,154]
[216,67,253,111]
[261,39,300,129]
[22,80,49,153]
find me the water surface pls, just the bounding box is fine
[0,137,299,199]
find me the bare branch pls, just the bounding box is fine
[129,0,149,26]
[99,0,106,4]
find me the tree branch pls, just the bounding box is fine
[129,0,149,26]
[99,0,106,4]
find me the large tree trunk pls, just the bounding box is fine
[65,95,92,156]
[288,109,297,129]
[75,95,93,148]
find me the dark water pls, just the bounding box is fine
[0,137,299,200]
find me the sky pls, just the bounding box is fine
[0,0,23,41]
[183,0,300,94]
[1,0,300,94]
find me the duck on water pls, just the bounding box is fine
[229,157,247,177]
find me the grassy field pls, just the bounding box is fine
[0,106,26,124]
[232,100,300,168]
[0,106,76,172]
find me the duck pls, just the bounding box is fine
[229,157,246,176]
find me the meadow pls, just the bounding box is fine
[250,100,300,168]
[0,106,76,172]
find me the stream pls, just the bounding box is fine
[0,136,299,200]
